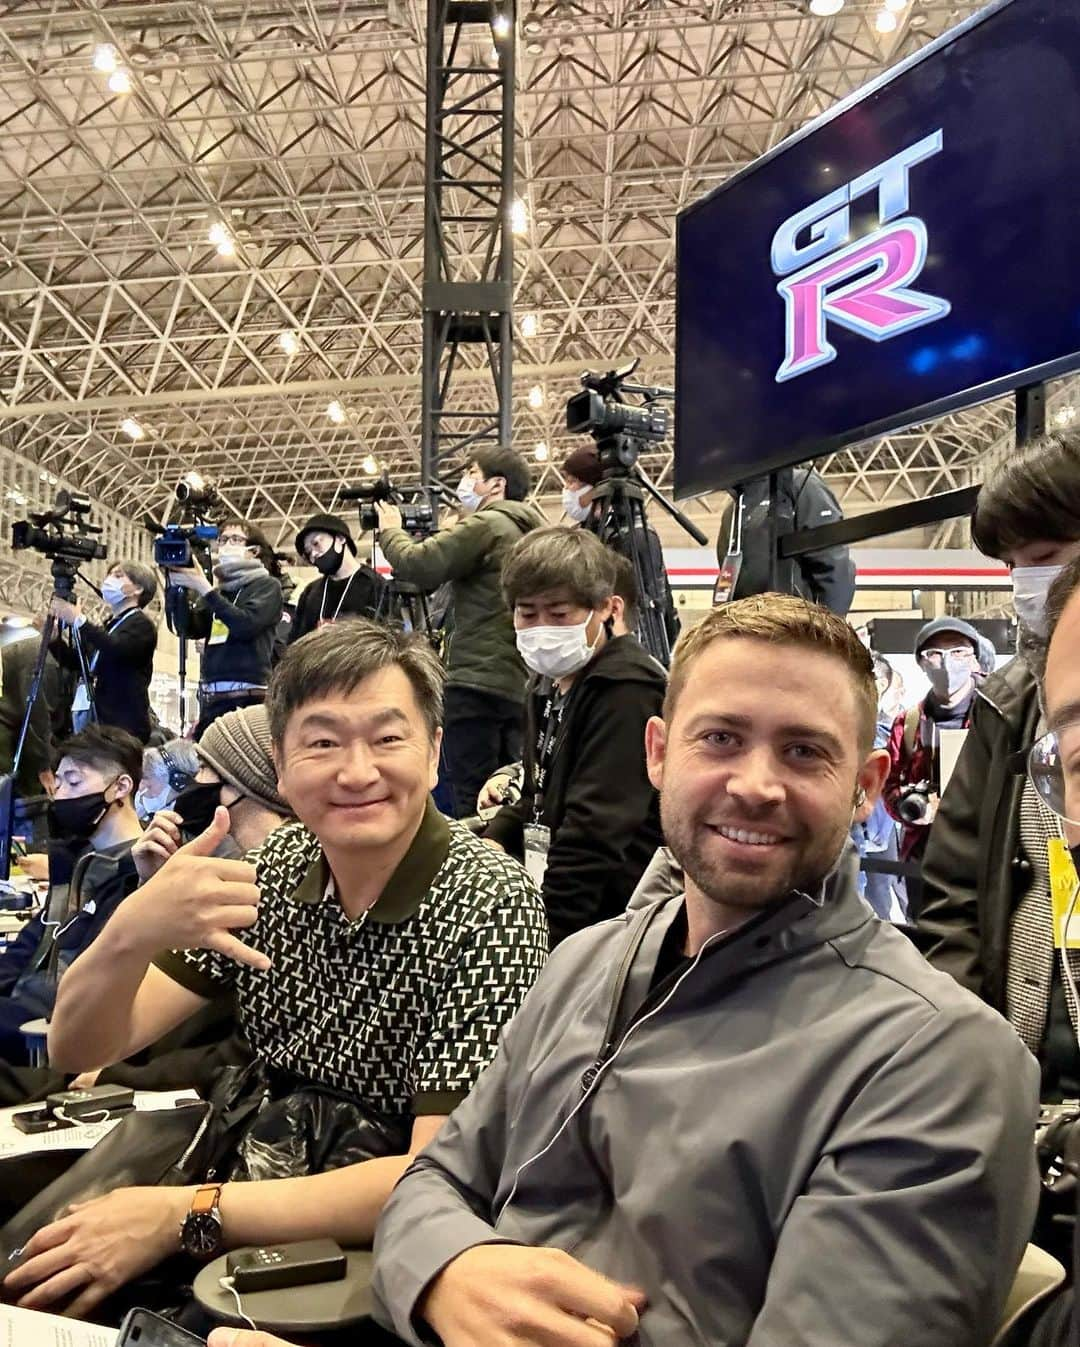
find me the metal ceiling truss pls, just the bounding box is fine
[0,0,1014,560]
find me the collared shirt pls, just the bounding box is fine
[155,801,548,1117]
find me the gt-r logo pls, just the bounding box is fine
[771,130,950,383]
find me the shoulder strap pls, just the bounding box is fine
[903,704,920,758]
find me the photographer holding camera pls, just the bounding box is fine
[49,559,158,743]
[290,511,385,642]
[375,447,544,818]
[883,618,982,868]
[165,519,283,738]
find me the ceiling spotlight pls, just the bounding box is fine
[875,7,898,29]
[207,221,229,246]
[215,237,236,257]
[510,198,528,235]
[809,0,845,13]
[362,454,379,475]
[278,330,300,356]
[520,312,539,338]
[107,68,132,94]
[1055,405,1076,427]
[120,417,145,440]
[93,43,119,73]
[528,384,544,410]
[327,400,346,424]
[493,13,512,39]
[534,442,549,462]
[522,12,543,34]
[883,0,907,9]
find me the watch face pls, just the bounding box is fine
[183,1212,223,1257]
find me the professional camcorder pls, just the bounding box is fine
[566,358,671,474]
[11,490,107,600]
[148,473,221,570]
[342,473,437,540]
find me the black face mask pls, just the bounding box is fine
[48,791,111,843]
[1072,843,1080,880]
[173,781,223,837]
[314,544,344,577]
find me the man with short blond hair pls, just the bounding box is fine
[372,592,1039,1347]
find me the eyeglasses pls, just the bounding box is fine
[918,647,977,667]
[1028,719,1080,825]
[218,533,249,546]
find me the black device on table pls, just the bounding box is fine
[226,1238,347,1293]
[12,1084,135,1133]
[117,1308,205,1346]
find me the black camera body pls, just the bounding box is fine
[343,473,438,540]
[896,782,933,825]
[152,522,219,569]
[11,490,107,600]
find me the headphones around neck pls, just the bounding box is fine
[160,746,196,794]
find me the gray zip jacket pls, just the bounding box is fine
[373,853,1040,1347]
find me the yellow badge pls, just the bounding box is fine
[1049,837,1080,949]
[208,616,229,646]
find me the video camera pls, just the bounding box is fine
[147,473,221,570]
[342,473,437,540]
[11,490,107,600]
[566,358,672,473]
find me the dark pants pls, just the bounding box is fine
[194,690,265,741]
[442,685,523,819]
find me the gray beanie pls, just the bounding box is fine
[196,704,291,817]
[914,616,981,656]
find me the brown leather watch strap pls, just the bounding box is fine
[189,1183,223,1216]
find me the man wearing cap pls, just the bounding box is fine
[290,512,386,643]
[883,617,983,870]
[132,703,294,881]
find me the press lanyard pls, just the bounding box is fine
[319,571,358,626]
[533,688,568,824]
[85,606,138,678]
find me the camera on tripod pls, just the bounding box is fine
[149,473,221,569]
[566,359,671,473]
[11,491,107,600]
[342,473,437,540]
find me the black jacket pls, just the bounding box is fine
[52,608,156,742]
[483,635,666,947]
[189,576,283,686]
[289,565,386,643]
[0,635,64,793]
[718,468,856,616]
[916,656,1041,1011]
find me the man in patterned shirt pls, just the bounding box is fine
[12,622,547,1321]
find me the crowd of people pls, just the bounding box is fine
[0,431,1077,1346]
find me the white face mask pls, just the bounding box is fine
[101,578,128,608]
[456,474,484,513]
[562,486,591,523]
[1012,564,1064,639]
[516,614,598,679]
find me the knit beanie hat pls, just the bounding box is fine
[295,512,358,559]
[561,445,603,487]
[196,704,291,817]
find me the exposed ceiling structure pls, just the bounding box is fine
[0,0,1033,562]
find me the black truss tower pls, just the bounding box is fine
[421,0,515,499]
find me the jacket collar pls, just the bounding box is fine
[291,798,452,924]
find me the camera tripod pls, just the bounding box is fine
[0,564,97,881]
[375,578,434,640]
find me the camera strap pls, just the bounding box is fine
[533,689,569,825]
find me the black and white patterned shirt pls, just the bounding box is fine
[155,801,547,1117]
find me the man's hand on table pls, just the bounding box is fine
[420,1244,647,1345]
[3,1185,193,1319]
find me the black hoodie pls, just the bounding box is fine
[484,634,666,947]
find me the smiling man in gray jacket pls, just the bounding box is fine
[372,593,1040,1347]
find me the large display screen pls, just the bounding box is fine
[675,0,1080,497]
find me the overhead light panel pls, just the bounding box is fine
[120,417,145,440]
[493,13,512,39]
[93,43,119,73]
[108,68,132,94]
[278,330,300,356]
[327,400,346,424]
[510,198,528,235]
[809,0,845,14]
[534,442,549,462]
[1055,405,1076,427]
[208,220,236,256]
[520,312,539,338]
[875,8,898,30]
[362,454,379,475]
[527,385,544,410]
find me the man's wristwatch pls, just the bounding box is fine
[180,1183,225,1259]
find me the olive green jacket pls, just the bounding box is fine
[379,500,545,703]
